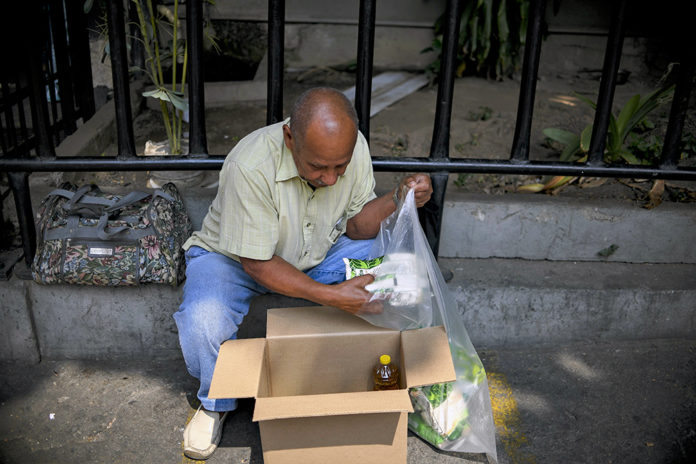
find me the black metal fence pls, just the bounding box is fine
[1,0,695,268]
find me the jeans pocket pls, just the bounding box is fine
[185,246,210,264]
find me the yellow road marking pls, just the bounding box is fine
[487,372,537,464]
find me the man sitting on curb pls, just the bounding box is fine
[174,87,433,459]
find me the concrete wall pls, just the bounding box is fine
[439,193,696,264]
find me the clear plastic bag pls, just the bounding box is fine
[354,188,498,462]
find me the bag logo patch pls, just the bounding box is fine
[88,246,115,257]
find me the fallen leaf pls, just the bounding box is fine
[517,183,545,193]
[643,180,664,209]
[597,244,619,258]
[579,177,608,189]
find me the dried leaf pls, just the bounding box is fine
[517,183,545,193]
[597,244,619,258]
[643,180,665,210]
[579,177,608,189]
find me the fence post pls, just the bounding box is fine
[510,0,546,162]
[587,0,627,165]
[187,0,208,154]
[424,0,463,258]
[267,0,285,125]
[106,0,136,158]
[7,172,36,267]
[660,58,696,168]
[355,0,376,143]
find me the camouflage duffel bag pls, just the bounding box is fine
[32,182,193,286]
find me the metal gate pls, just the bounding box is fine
[1,0,695,270]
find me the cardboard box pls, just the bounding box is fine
[209,306,456,464]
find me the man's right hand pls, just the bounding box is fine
[328,274,382,315]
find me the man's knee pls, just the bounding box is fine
[175,297,240,344]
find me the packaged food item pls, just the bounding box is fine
[373,354,400,391]
[344,253,426,307]
[343,256,384,278]
[408,348,486,445]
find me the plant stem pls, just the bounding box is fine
[146,0,165,86]
[172,0,178,94]
[178,42,188,154]
[133,0,158,85]
[146,0,175,152]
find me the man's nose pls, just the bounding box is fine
[321,170,339,186]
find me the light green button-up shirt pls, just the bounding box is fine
[184,119,376,271]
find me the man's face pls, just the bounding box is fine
[283,123,356,188]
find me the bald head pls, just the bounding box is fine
[289,87,359,148]
[282,88,360,188]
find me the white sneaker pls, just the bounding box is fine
[183,406,229,460]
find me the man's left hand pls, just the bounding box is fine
[396,173,433,207]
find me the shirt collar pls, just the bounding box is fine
[276,118,301,182]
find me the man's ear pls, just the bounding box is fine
[282,124,294,152]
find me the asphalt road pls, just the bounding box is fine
[1,337,694,463]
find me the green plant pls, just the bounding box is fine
[133,0,188,155]
[454,173,470,187]
[468,105,493,121]
[520,84,674,193]
[423,0,529,81]
[86,0,218,155]
[543,85,674,164]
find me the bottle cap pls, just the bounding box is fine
[380,354,391,365]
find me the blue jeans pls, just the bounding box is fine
[174,235,373,412]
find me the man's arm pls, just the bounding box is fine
[240,255,377,314]
[345,173,433,240]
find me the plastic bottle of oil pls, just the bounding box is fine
[373,354,400,390]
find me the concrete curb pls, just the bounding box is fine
[440,193,696,264]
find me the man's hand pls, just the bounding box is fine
[327,274,382,314]
[395,173,433,207]
[241,255,381,315]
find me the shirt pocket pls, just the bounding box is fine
[326,212,348,244]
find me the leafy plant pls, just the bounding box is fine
[468,105,493,121]
[520,85,675,193]
[133,0,188,155]
[423,0,529,81]
[86,0,219,155]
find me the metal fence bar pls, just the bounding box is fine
[0,75,17,153]
[267,0,285,124]
[6,172,35,266]
[106,0,135,158]
[66,0,95,120]
[355,0,376,142]
[3,156,695,180]
[48,0,76,135]
[660,58,696,168]
[587,0,627,165]
[510,0,546,162]
[27,2,55,158]
[187,0,208,155]
[424,0,464,257]
[15,72,31,152]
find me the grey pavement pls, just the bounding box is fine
[1,337,694,463]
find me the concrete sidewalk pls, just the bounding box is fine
[1,337,694,463]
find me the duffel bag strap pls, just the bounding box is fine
[104,190,153,213]
[43,214,155,241]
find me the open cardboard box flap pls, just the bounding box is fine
[209,306,456,403]
[266,306,395,338]
[401,326,456,388]
[253,389,412,421]
[209,338,267,399]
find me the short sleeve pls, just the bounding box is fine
[217,160,279,260]
[345,131,377,219]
